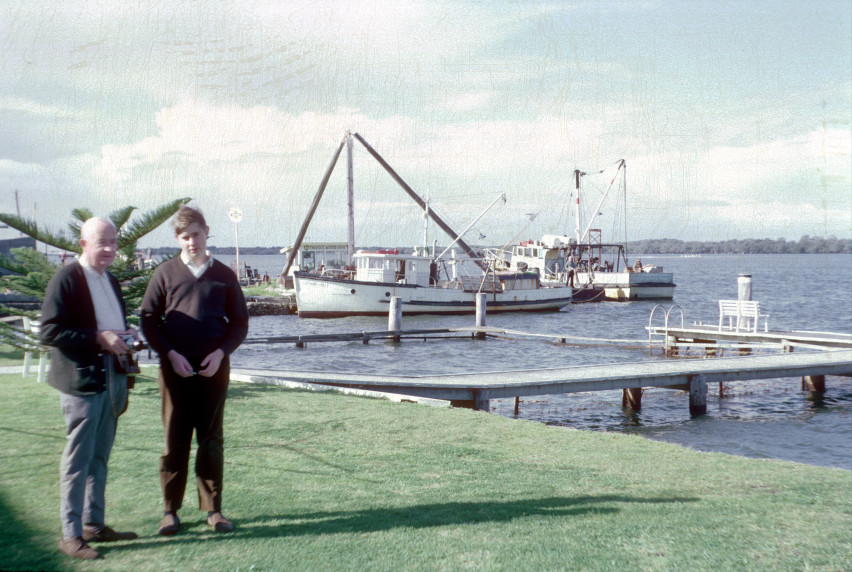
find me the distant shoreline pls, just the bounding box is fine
[140,235,852,256]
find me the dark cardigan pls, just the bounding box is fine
[39,261,126,395]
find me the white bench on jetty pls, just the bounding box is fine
[718,299,769,333]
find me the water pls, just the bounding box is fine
[220,253,852,470]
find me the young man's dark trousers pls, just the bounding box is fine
[158,361,229,513]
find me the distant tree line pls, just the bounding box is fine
[143,236,852,256]
[626,236,851,254]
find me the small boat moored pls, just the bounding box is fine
[489,159,675,301]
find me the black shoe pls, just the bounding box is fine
[83,525,138,542]
[58,537,101,560]
[158,512,180,536]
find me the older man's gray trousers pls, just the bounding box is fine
[59,390,117,540]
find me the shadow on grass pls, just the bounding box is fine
[107,494,699,551]
[129,374,283,402]
[226,381,306,401]
[0,490,67,571]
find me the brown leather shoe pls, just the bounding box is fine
[158,512,180,536]
[207,511,234,533]
[83,525,138,542]
[58,537,101,560]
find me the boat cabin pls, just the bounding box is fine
[505,232,633,282]
[280,242,350,273]
[354,249,433,287]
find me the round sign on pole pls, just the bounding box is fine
[228,207,243,224]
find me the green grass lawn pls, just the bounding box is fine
[0,343,26,367]
[1,369,850,571]
[242,283,287,297]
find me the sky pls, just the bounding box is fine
[1,0,850,250]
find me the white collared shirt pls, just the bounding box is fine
[181,250,214,278]
[79,259,125,331]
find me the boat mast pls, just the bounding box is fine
[422,196,429,255]
[573,169,583,244]
[622,161,628,264]
[347,131,355,265]
[578,159,626,244]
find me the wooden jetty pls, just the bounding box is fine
[649,323,852,352]
[232,348,852,416]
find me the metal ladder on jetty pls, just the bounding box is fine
[648,304,684,354]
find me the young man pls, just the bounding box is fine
[140,205,248,535]
[40,217,138,560]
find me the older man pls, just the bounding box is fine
[40,217,138,560]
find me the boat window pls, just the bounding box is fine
[370,258,382,269]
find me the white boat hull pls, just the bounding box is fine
[573,271,675,300]
[294,273,573,318]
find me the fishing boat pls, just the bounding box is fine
[283,132,573,318]
[294,248,573,318]
[490,160,675,301]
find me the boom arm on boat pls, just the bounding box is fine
[281,132,491,283]
[279,133,349,282]
[352,132,488,272]
[435,192,506,262]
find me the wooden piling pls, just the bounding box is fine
[450,389,490,411]
[622,388,643,410]
[694,338,716,357]
[666,335,678,356]
[475,293,487,339]
[473,389,490,412]
[689,375,707,416]
[388,296,402,343]
[802,375,826,393]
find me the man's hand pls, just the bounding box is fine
[199,349,225,377]
[96,330,131,355]
[167,350,195,378]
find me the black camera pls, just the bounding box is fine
[115,336,147,375]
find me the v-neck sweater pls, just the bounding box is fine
[140,256,248,365]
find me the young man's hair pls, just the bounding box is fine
[172,205,207,235]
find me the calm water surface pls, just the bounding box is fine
[222,253,852,470]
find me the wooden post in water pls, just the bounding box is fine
[622,387,643,410]
[475,293,487,339]
[473,389,490,412]
[695,338,716,357]
[802,375,826,393]
[689,374,708,416]
[666,335,678,357]
[388,296,402,343]
[738,274,753,353]
[737,273,752,301]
